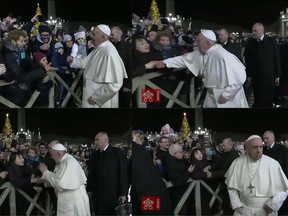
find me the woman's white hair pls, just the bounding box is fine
[169,143,183,156]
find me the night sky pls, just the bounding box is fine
[0,0,131,24]
[132,0,288,30]
[0,109,131,138]
[132,109,288,138]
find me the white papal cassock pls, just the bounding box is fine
[71,40,127,108]
[163,44,248,108]
[42,153,91,216]
[225,154,288,216]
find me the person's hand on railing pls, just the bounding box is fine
[155,60,166,69]
[206,171,212,178]
[0,171,8,179]
[187,165,195,173]
[0,64,7,75]
[145,61,156,69]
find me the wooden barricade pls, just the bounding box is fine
[0,182,53,216]
[0,69,84,108]
[166,179,222,216]
[132,70,203,108]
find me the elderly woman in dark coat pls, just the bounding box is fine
[2,29,52,107]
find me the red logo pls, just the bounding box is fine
[141,196,161,211]
[141,89,161,103]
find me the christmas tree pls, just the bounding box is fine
[147,0,161,31]
[30,3,43,37]
[2,114,14,149]
[180,112,191,142]
[2,114,13,137]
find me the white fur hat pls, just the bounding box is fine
[201,29,217,41]
[51,143,67,151]
[74,31,86,40]
[97,24,111,36]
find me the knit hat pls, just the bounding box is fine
[78,25,87,33]
[63,34,72,43]
[55,42,64,50]
[39,25,52,35]
[74,31,86,40]
[34,52,46,63]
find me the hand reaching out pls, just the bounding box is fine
[145,61,155,69]
[155,60,166,69]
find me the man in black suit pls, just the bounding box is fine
[263,130,288,215]
[244,22,281,108]
[87,132,129,215]
[218,28,243,62]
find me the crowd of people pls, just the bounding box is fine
[132,18,288,108]
[0,132,132,216]
[0,13,132,108]
[132,126,288,216]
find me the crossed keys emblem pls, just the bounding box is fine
[142,198,154,210]
[142,90,154,102]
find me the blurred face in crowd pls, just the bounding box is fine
[147,31,157,42]
[65,39,73,48]
[222,138,233,152]
[38,145,47,154]
[19,144,25,150]
[252,23,264,39]
[95,133,108,150]
[110,27,122,42]
[218,29,229,44]
[161,126,169,135]
[90,27,106,46]
[40,32,51,43]
[194,149,203,161]
[247,138,263,161]
[15,36,26,48]
[263,131,275,148]
[39,56,48,67]
[159,138,170,151]
[15,154,25,166]
[174,147,184,160]
[159,36,171,46]
[196,33,211,54]
[28,149,36,158]
[135,38,150,53]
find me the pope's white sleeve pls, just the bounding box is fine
[164,56,186,69]
[221,83,242,100]
[41,170,64,192]
[91,83,123,107]
[70,54,91,69]
[266,190,288,212]
[227,187,243,210]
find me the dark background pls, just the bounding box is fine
[0,0,131,24]
[0,109,131,137]
[132,109,288,137]
[132,0,288,29]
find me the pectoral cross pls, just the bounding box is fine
[247,183,254,193]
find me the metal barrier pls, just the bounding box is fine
[0,69,84,108]
[132,70,203,108]
[0,182,53,216]
[165,179,222,216]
